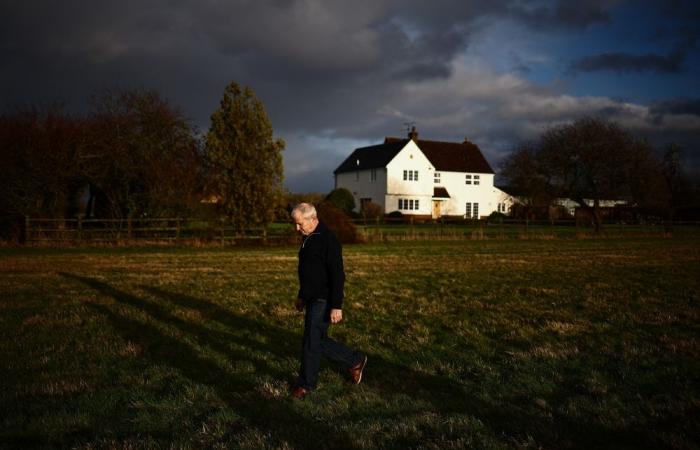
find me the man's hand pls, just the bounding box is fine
[295,298,304,312]
[330,309,343,324]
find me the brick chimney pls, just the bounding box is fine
[408,126,418,141]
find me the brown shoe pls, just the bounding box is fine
[348,356,367,384]
[290,385,309,399]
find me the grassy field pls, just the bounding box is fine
[1,237,699,449]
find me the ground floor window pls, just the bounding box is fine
[465,202,479,218]
[398,198,420,211]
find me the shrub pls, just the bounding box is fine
[317,202,359,244]
[488,211,507,223]
[324,188,355,214]
[361,202,382,222]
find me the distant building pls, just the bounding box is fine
[334,127,509,219]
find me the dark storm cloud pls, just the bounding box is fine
[568,48,687,74]
[0,0,621,127]
[567,0,699,76]
[509,0,616,30]
[650,98,700,117]
[2,0,698,191]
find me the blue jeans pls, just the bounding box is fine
[297,298,363,390]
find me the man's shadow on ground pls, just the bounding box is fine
[60,273,651,449]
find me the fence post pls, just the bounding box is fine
[220,218,225,247]
[77,215,83,243]
[24,215,30,245]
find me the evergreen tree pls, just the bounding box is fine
[206,82,285,229]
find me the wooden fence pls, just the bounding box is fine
[23,217,295,246]
[19,216,700,246]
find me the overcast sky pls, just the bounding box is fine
[2,0,699,192]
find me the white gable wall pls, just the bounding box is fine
[385,141,434,214]
[335,168,388,212]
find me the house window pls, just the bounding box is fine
[473,203,479,218]
[398,198,419,211]
[465,174,472,185]
[403,170,419,181]
[360,198,371,209]
[465,202,471,217]
[474,175,480,185]
[370,169,377,182]
[355,171,359,181]
[434,172,441,184]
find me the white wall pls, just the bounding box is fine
[335,167,388,212]
[385,141,434,215]
[434,171,500,217]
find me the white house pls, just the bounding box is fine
[334,127,510,219]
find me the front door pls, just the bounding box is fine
[432,200,441,219]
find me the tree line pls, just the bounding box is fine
[0,82,285,240]
[499,116,697,231]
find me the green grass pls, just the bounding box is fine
[1,237,699,449]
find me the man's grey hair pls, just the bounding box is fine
[291,202,317,220]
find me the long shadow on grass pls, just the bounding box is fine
[62,273,654,449]
[140,286,655,449]
[61,273,348,449]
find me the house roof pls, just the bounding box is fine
[433,187,451,198]
[333,140,406,174]
[334,133,494,175]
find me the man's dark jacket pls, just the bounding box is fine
[297,220,345,309]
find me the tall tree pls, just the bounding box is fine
[205,82,285,229]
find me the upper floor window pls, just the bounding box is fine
[370,169,377,182]
[355,171,360,181]
[403,170,419,181]
[465,174,472,185]
[434,172,441,184]
[474,175,480,185]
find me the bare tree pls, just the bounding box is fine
[501,116,662,231]
[84,90,202,219]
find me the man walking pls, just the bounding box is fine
[290,203,367,399]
